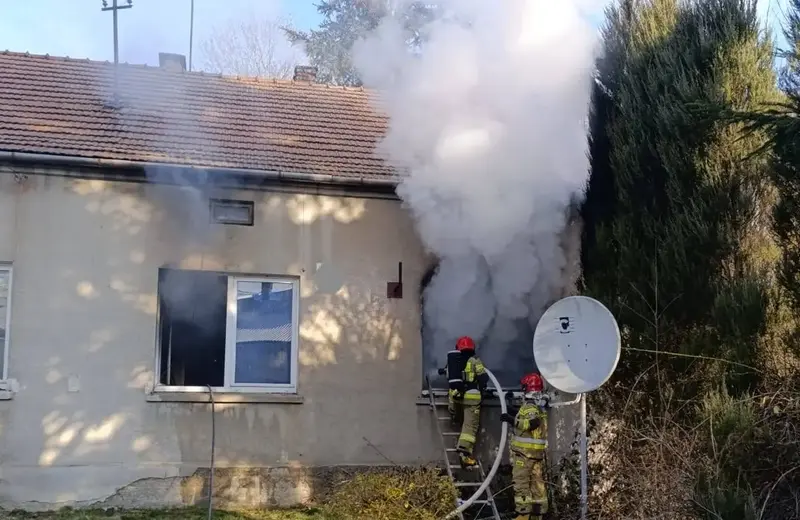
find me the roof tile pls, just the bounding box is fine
[0,51,399,181]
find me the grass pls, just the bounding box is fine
[3,508,326,520]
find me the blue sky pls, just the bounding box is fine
[0,0,791,72]
[0,0,321,67]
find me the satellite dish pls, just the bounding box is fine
[533,296,620,394]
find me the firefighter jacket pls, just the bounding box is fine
[463,355,489,393]
[442,351,489,395]
[509,402,548,460]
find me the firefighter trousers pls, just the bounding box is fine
[510,449,548,519]
[449,389,481,455]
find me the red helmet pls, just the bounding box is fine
[455,336,476,352]
[521,372,544,393]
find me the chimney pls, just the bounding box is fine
[159,52,186,72]
[293,65,317,82]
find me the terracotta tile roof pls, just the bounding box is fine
[0,51,399,182]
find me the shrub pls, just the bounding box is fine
[321,466,457,520]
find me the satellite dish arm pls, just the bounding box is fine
[548,392,582,408]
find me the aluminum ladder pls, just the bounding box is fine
[426,376,503,520]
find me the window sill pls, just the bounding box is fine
[416,395,509,408]
[146,390,304,404]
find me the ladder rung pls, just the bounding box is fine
[446,448,459,452]
[448,464,462,470]
[438,416,452,420]
[454,482,482,487]
[471,499,491,505]
[442,432,459,436]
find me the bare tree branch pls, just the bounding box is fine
[198,17,302,79]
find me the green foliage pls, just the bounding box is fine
[693,477,758,520]
[579,1,800,518]
[321,466,456,520]
[581,0,780,404]
[744,0,800,314]
[283,1,438,86]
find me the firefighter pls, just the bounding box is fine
[437,335,489,469]
[501,372,549,520]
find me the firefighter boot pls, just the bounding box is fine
[457,448,478,470]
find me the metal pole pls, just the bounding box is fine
[189,0,195,71]
[166,322,173,385]
[112,0,119,65]
[205,384,216,520]
[112,0,119,99]
[580,392,588,520]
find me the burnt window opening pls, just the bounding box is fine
[156,267,299,391]
[158,269,227,386]
[419,261,536,391]
[420,262,443,389]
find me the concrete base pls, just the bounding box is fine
[0,465,404,512]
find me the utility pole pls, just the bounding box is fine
[101,0,133,103]
[101,0,133,65]
[189,0,195,72]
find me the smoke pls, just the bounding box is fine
[353,0,597,372]
[100,64,231,326]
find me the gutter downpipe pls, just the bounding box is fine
[0,151,400,189]
[443,367,507,520]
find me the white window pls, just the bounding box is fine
[155,268,299,393]
[0,265,10,380]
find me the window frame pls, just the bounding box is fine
[209,198,255,226]
[153,272,300,395]
[0,264,11,381]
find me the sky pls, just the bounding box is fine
[0,0,792,73]
[0,0,321,68]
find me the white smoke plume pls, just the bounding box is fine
[353,0,597,374]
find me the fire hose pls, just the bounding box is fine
[442,367,507,520]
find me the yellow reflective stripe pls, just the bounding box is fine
[510,442,547,450]
[463,390,481,403]
[459,433,476,444]
[512,436,547,445]
[511,436,547,449]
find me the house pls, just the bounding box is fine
[0,50,581,510]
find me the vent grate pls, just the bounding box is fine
[209,199,254,226]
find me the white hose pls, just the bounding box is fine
[443,368,508,520]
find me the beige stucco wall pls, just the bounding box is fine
[0,169,440,509]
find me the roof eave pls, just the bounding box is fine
[0,150,400,192]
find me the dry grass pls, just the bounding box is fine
[320,465,456,520]
[576,382,800,520]
[1,467,457,520]
[1,508,324,520]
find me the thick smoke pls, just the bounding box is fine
[353,1,596,372]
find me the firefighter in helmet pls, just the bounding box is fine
[437,335,489,469]
[501,372,549,520]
